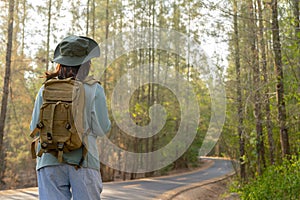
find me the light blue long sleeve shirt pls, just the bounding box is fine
[30,81,111,171]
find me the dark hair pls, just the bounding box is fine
[43,61,91,81]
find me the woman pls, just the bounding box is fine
[30,35,111,200]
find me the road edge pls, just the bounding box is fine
[156,164,236,200]
[103,158,215,185]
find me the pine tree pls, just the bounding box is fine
[0,0,15,186]
[271,0,290,158]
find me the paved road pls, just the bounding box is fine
[0,158,234,200]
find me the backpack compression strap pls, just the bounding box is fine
[30,121,44,159]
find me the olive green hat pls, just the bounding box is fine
[52,35,100,66]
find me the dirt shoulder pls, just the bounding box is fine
[158,158,239,200]
[170,176,240,200]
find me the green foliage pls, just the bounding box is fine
[234,156,300,200]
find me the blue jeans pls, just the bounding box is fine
[37,164,102,200]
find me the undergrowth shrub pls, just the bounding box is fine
[233,155,300,200]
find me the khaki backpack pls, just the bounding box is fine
[30,77,99,165]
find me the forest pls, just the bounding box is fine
[0,0,299,199]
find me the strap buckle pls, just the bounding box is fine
[57,143,64,151]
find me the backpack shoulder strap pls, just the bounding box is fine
[83,76,101,85]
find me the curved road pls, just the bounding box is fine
[0,158,234,200]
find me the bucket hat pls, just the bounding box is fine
[52,35,100,66]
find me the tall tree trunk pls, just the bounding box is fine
[150,0,156,176]
[271,0,290,158]
[21,0,26,56]
[145,0,153,177]
[103,0,109,91]
[100,0,112,182]
[293,0,300,87]
[91,0,95,38]
[257,0,275,165]
[293,0,300,48]
[46,0,52,71]
[86,0,90,36]
[233,0,246,181]
[249,0,265,174]
[0,0,15,185]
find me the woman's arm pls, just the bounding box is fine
[30,86,44,132]
[91,84,111,136]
